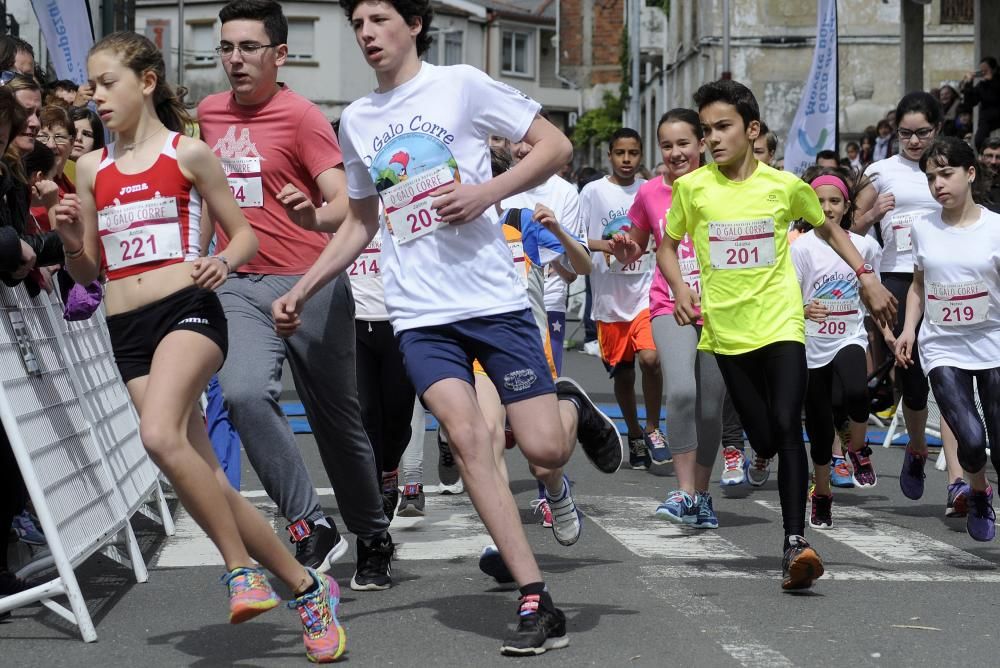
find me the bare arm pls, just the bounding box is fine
[275,166,349,233]
[814,222,897,329]
[533,203,591,275]
[50,152,100,285]
[655,234,699,325]
[851,182,894,236]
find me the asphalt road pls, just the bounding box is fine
[2,348,998,668]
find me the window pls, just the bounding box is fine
[189,22,216,64]
[940,0,974,24]
[502,30,533,76]
[287,18,316,61]
[426,29,463,66]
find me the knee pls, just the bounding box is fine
[638,351,660,374]
[810,440,832,466]
[958,439,988,474]
[220,378,276,413]
[139,418,185,467]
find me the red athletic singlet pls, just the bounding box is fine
[94,132,203,281]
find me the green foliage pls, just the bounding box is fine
[571,91,624,147]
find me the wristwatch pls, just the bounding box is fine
[854,262,874,278]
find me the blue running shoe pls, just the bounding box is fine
[694,492,719,529]
[479,545,515,585]
[947,478,972,518]
[655,490,697,525]
[12,510,45,546]
[967,487,996,542]
[900,447,926,500]
[830,457,855,488]
[644,428,672,465]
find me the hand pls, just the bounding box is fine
[36,265,55,294]
[430,182,493,224]
[860,275,897,330]
[13,241,36,280]
[276,183,318,230]
[51,194,84,249]
[32,179,60,210]
[532,203,558,230]
[272,291,305,337]
[190,256,229,290]
[73,83,94,107]
[673,284,701,326]
[870,193,895,223]
[894,330,916,368]
[608,232,640,265]
[804,299,828,323]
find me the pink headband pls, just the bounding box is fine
[810,175,850,201]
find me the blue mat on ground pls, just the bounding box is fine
[280,401,939,447]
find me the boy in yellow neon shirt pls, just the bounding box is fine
[658,79,896,591]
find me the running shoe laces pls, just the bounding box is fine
[723,448,742,471]
[972,492,996,522]
[907,452,927,480]
[293,583,332,637]
[223,566,271,596]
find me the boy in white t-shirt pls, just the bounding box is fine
[272,0,624,656]
[582,128,667,467]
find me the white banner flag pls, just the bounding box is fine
[31,0,94,85]
[783,0,838,176]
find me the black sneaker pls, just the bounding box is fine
[0,570,37,596]
[500,592,569,656]
[351,532,394,591]
[781,535,825,590]
[437,427,461,487]
[288,517,349,574]
[397,483,426,517]
[555,377,623,473]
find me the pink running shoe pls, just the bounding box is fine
[291,569,346,663]
[222,566,280,624]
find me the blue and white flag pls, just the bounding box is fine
[784,0,838,176]
[31,0,94,85]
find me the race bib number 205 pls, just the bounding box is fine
[383,165,452,244]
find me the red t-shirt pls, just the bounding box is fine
[197,85,342,274]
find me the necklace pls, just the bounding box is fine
[120,125,166,152]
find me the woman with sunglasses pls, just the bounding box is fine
[854,92,967,514]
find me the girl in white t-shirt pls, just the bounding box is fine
[896,137,1000,542]
[854,92,968,514]
[792,169,882,530]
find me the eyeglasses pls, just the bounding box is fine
[897,127,935,141]
[0,70,17,86]
[214,42,278,58]
[37,133,71,145]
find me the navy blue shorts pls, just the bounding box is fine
[397,309,555,405]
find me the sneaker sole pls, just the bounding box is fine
[314,536,350,575]
[782,548,825,590]
[808,519,833,530]
[396,505,426,518]
[630,462,651,470]
[557,376,624,474]
[720,476,747,487]
[500,635,570,656]
[831,479,856,488]
[438,482,464,495]
[654,508,696,525]
[350,576,392,591]
[851,475,877,488]
[649,454,673,466]
[230,598,281,624]
[692,520,719,530]
[747,476,769,488]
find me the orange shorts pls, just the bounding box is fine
[597,309,655,374]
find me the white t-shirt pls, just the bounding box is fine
[502,174,583,313]
[863,154,940,273]
[580,176,650,322]
[791,228,882,368]
[350,208,388,321]
[339,62,539,331]
[912,206,1000,373]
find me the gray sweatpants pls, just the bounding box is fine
[651,315,727,468]
[217,272,388,538]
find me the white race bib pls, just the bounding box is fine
[708,218,776,270]
[679,256,701,294]
[927,280,989,326]
[383,165,452,244]
[805,298,860,339]
[98,197,184,271]
[349,240,381,283]
[609,252,653,275]
[889,209,932,253]
[508,240,528,287]
[221,157,264,208]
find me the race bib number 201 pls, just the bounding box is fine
[708,218,776,270]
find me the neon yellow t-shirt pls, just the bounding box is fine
[666,161,825,355]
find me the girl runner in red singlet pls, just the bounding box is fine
[49,32,345,663]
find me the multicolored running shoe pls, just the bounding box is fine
[222,566,280,624]
[291,570,347,663]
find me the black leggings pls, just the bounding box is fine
[0,431,27,571]
[355,319,416,482]
[804,346,869,466]
[883,272,929,411]
[716,341,809,540]
[928,366,1000,478]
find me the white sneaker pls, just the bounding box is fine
[582,340,600,357]
[545,476,582,546]
[747,451,771,487]
[438,479,464,495]
[719,446,747,487]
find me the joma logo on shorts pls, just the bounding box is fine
[177,317,209,326]
[504,369,537,392]
[119,183,149,196]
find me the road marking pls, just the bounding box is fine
[153,489,488,568]
[577,495,752,560]
[644,563,1000,583]
[755,500,995,568]
[639,566,795,668]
